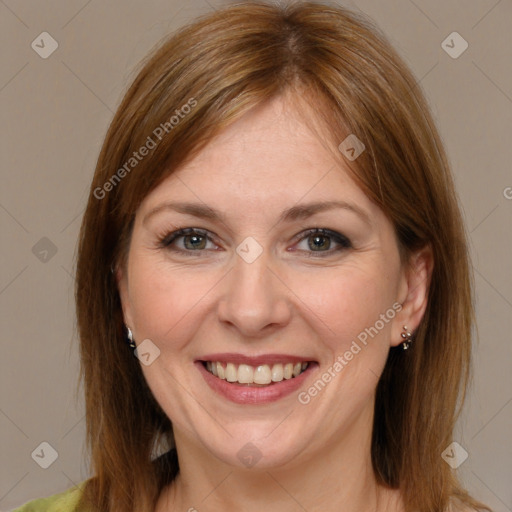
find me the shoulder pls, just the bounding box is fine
[11,481,88,512]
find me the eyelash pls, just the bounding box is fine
[157,227,352,258]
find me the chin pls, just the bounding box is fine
[197,421,313,471]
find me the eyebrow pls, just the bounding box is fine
[143,200,372,227]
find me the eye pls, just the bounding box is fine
[157,227,352,258]
[292,228,352,257]
[158,228,218,255]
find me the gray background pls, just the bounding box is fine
[1,0,511,510]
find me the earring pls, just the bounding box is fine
[401,325,413,350]
[126,326,136,349]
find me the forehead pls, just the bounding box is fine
[138,94,378,221]
[184,94,337,178]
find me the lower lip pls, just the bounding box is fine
[196,361,317,405]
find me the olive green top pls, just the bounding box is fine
[12,482,87,512]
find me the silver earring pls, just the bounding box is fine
[401,325,413,350]
[126,326,136,349]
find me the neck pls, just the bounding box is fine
[156,404,402,512]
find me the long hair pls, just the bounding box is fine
[75,2,490,511]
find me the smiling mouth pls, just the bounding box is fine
[201,361,310,387]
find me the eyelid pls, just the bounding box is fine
[289,228,352,256]
[290,227,351,245]
[157,226,352,256]
[158,227,219,250]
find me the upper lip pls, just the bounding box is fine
[198,353,315,366]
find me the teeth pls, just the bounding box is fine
[271,363,283,382]
[204,360,309,385]
[225,362,237,382]
[237,364,253,384]
[254,364,272,384]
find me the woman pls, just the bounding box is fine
[14,1,491,511]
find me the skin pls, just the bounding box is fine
[117,92,432,512]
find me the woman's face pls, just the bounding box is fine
[118,94,417,470]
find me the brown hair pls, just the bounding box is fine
[75,2,490,511]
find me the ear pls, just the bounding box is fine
[114,263,135,331]
[391,244,434,347]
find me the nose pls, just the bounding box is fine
[217,246,292,337]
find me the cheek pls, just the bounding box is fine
[294,262,399,353]
[126,254,218,346]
